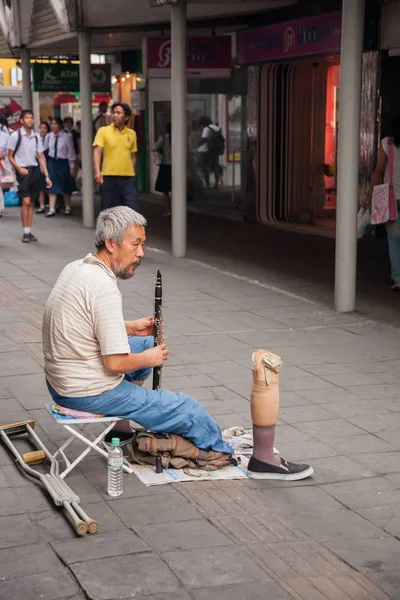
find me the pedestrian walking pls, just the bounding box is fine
[36,121,50,214]
[93,103,138,211]
[92,101,110,136]
[45,117,76,217]
[0,115,10,218]
[153,122,171,217]
[198,115,225,189]
[7,109,51,243]
[366,114,400,291]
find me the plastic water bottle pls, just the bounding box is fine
[107,438,123,497]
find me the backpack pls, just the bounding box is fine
[209,127,225,156]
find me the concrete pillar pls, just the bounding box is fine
[21,47,32,110]
[334,0,365,312]
[171,0,187,258]
[78,30,95,228]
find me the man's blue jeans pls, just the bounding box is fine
[386,200,400,285]
[47,335,233,455]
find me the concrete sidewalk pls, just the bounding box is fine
[0,206,399,599]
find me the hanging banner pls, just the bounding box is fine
[32,63,111,92]
[0,96,23,130]
[237,12,342,65]
[146,36,232,79]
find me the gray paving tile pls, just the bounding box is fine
[356,503,400,538]
[52,530,149,564]
[134,518,232,552]
[294,418,368,439]
[289,509,388,542]
[0,543,62,580]
[298,387,361,404]
[0,514,41,549]
[70,554,180,599]
[279,404,336,424]
[324,434,396,454]
[254,487,344,516]
[0,570,79,600]
[351,452,400,475]
[190,581,293,600]
[323,477,400,510]
[324,535,400,575]
[162,546,268,588]
[0,372,49,397]
[346,412,400,434]
[310,453,379,482]
[110,492,200,527]
[124,594,191,600]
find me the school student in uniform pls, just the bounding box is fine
[7,109,51,243]
[45,117,76,217]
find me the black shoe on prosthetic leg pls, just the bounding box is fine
[247,455,313,481]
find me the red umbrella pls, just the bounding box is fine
[53,93,78,106]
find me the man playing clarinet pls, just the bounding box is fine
[42,206,233,454]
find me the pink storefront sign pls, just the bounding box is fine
[237,12,342,65]
[146,36,232,78]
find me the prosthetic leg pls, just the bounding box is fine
[247,350,314,481]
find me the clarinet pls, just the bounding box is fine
[152,269,163,390]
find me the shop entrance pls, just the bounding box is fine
[258,57,337,228]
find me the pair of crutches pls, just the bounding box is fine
[0,419,98,536]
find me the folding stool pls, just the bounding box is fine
[45,402,134,478]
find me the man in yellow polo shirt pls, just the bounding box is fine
[93,103,138,210]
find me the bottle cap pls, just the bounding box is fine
[111,438,120,446]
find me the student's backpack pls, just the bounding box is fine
[210,127,225,156]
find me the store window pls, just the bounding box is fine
[324,64,340,210]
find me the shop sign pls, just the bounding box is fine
[0,96,23,130]
[32,63,111,92]
[237,12,342,64]
[146,36,232,78]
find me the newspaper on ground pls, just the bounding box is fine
[130,455,249,486]
[222,427,279,456]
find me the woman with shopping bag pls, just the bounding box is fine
[366,115,400,291]
[0,115,11,217]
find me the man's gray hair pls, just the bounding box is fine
[95,206,147,249]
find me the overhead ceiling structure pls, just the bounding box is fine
[0,0,303,58]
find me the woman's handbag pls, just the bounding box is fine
[371,138,397,225]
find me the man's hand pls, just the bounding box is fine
[19,167,29,177]
[45,175,52,188]
[128,317,154,336]
[142,344,169,367]
[95,172,104,185]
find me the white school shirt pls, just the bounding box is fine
[0,125,10,152]
[7,127,44,167]
[45,130,76,168]
[382,137,400,201]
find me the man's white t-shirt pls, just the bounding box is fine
[42,254,130,397]
[198,124,220,153]
[382,137,400,200]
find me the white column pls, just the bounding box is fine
[334,0,365,312]
[171,0,187,258]
[78,30,95,228]
[21,47,32,110]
